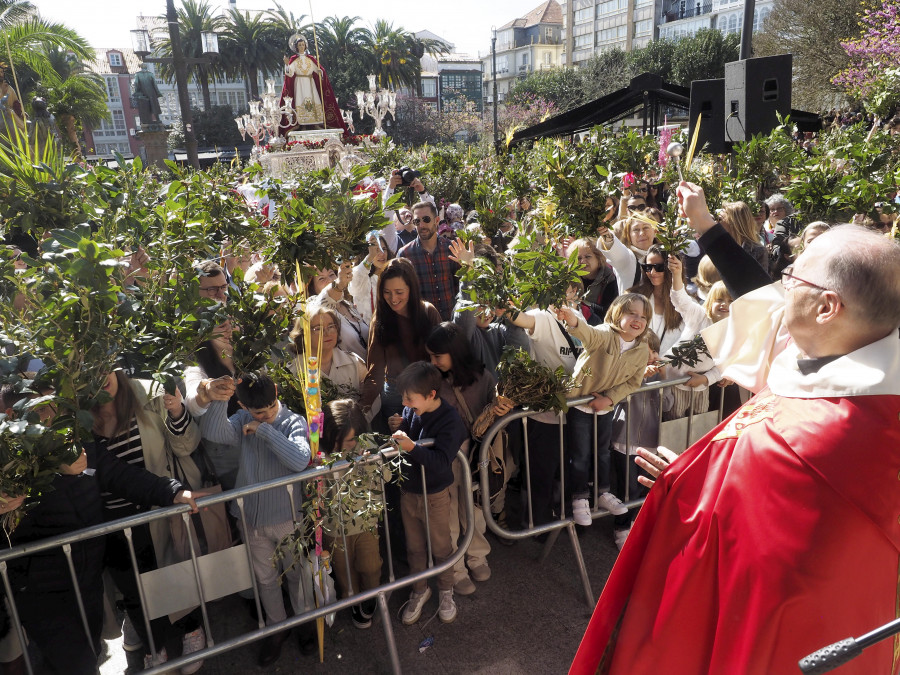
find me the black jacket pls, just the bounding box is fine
[8,441,181,593]
[399,399,467,494]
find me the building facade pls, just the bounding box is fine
[82,48,143,158]
[561,0,772,65]
[481,0,564,107]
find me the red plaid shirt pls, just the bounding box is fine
[398,236,460,321]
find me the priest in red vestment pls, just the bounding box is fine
[278,34,346,136]
[571,182,900,675]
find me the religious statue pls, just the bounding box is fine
[131,63,163,128]
[278,34,346,136]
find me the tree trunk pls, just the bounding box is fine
[58,114,82,160]
[247,67,259,100]
[199,66,212,110]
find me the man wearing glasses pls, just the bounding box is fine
[196,260,229,303]
[398,201,460,321]
[573,181,900,675]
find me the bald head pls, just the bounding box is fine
[805,224,900,332]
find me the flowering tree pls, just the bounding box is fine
[496,95,557,135]
[832,0,900,116]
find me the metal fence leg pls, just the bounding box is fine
[0,563,33,675]
[236,498,265,629]
[123,529,159,661]
[538,527,562,563]
[62,543,97,657]
[377,591,402,675]
[565,522,594,607]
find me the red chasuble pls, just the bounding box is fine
[571,389,900,675]
[278,53,347,136]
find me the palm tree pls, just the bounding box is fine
[39,48,107,155]
[0,2,93,87]
[265,2,307,56]
[364,20,450,90]
[313,16,369,109]
[219,7,283,101]
[154,0,222,110]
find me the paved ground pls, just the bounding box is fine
[32,509,622,674]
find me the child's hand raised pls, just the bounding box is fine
[391,430,414,452]
[387,413,403,432]
[553,304,580,328]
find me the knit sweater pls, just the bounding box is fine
[398,399,467,494]
[199,400,311,527]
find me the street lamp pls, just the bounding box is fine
[129,0,219,169]
[491,27,499,149]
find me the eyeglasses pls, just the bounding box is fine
[780,265,831,294]
[412,216,433,225]
[310,323,338,334]
[629,203,649,211]
[641,262,666,273]
[634,186,649,194]
[200,284,229,294]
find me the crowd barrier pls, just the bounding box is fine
[477,376,730,607]
[0,444,474,675]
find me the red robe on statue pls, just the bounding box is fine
[278,53,346,137]
[571,286,900,675]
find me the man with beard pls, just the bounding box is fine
[398,201,459,321]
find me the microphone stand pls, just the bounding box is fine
[799,616,900,673]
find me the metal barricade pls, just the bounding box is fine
[0,444,475,675]
[477,376,728,607]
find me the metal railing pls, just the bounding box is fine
[477,376,728,607]
[0,444,474,675]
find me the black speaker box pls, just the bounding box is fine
[724,54,792,143]
[689,79,726,154]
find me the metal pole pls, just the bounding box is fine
[167,0,199,169]
[491,29,499,148]
[740,0,756,60]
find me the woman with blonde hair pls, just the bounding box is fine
[565,237,618,314]
[718,201,769,272]
[690,255,721,302]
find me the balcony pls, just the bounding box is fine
[663,0,713,22]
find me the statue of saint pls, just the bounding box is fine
[278,34,346,136]
[131,63,162,128]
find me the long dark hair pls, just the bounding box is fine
[194,339,240,416]
[372,258,432,346]
[425,322,484,389]
[628,244,683,331]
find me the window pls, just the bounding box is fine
[94,142,131,156]
[634,19,653,36]
[544,51,552,65]
[545,26,554,39]
[574,34,593,49]
[753,6,771,31]
[108,52,122,67]
[421,79,437,97]
[105,76,119,103]
[575,7,593,22]
[522,53,528,65]
[597,0,628,16]
[597,25,628,43]
[635,0,654,7]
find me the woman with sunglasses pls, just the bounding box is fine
[360,258,441,430]
[600,215,662,296]
[628,244,685,356]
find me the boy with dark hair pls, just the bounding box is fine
[389,362,467,625]
[197,370,315,666]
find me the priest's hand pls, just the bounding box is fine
[635,446,679,488]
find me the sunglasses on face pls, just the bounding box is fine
[629,203,649,211]
[412,216,433,225]
[641,262,666,273]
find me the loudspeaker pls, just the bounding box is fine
[689,79,726,154]
[724,54,792,143]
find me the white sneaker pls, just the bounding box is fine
[122,615,142,652]
[143,647,168,670]
[438,590,457,624]
[598,492,628,516]
[572,498,592,526]
[614,528,630,551]
[401,587,432,625]
[180,627,206,675]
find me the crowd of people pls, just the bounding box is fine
[2,156,900,675]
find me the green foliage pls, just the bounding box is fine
[507,68,585,112]
[266,164,399,283]
[472,182,513,238]
[227,275,294,375]
[420,143,478,209]
[495,347,578,413]
[665,334,711,369]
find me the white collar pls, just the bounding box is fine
[769,331,900,398]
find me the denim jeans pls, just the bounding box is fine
[567,408,614,500]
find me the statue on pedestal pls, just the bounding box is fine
[278,34,346,136]
[131,63,163,129]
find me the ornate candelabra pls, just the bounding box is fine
[355,75,396,137]
[235,79,297,155]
